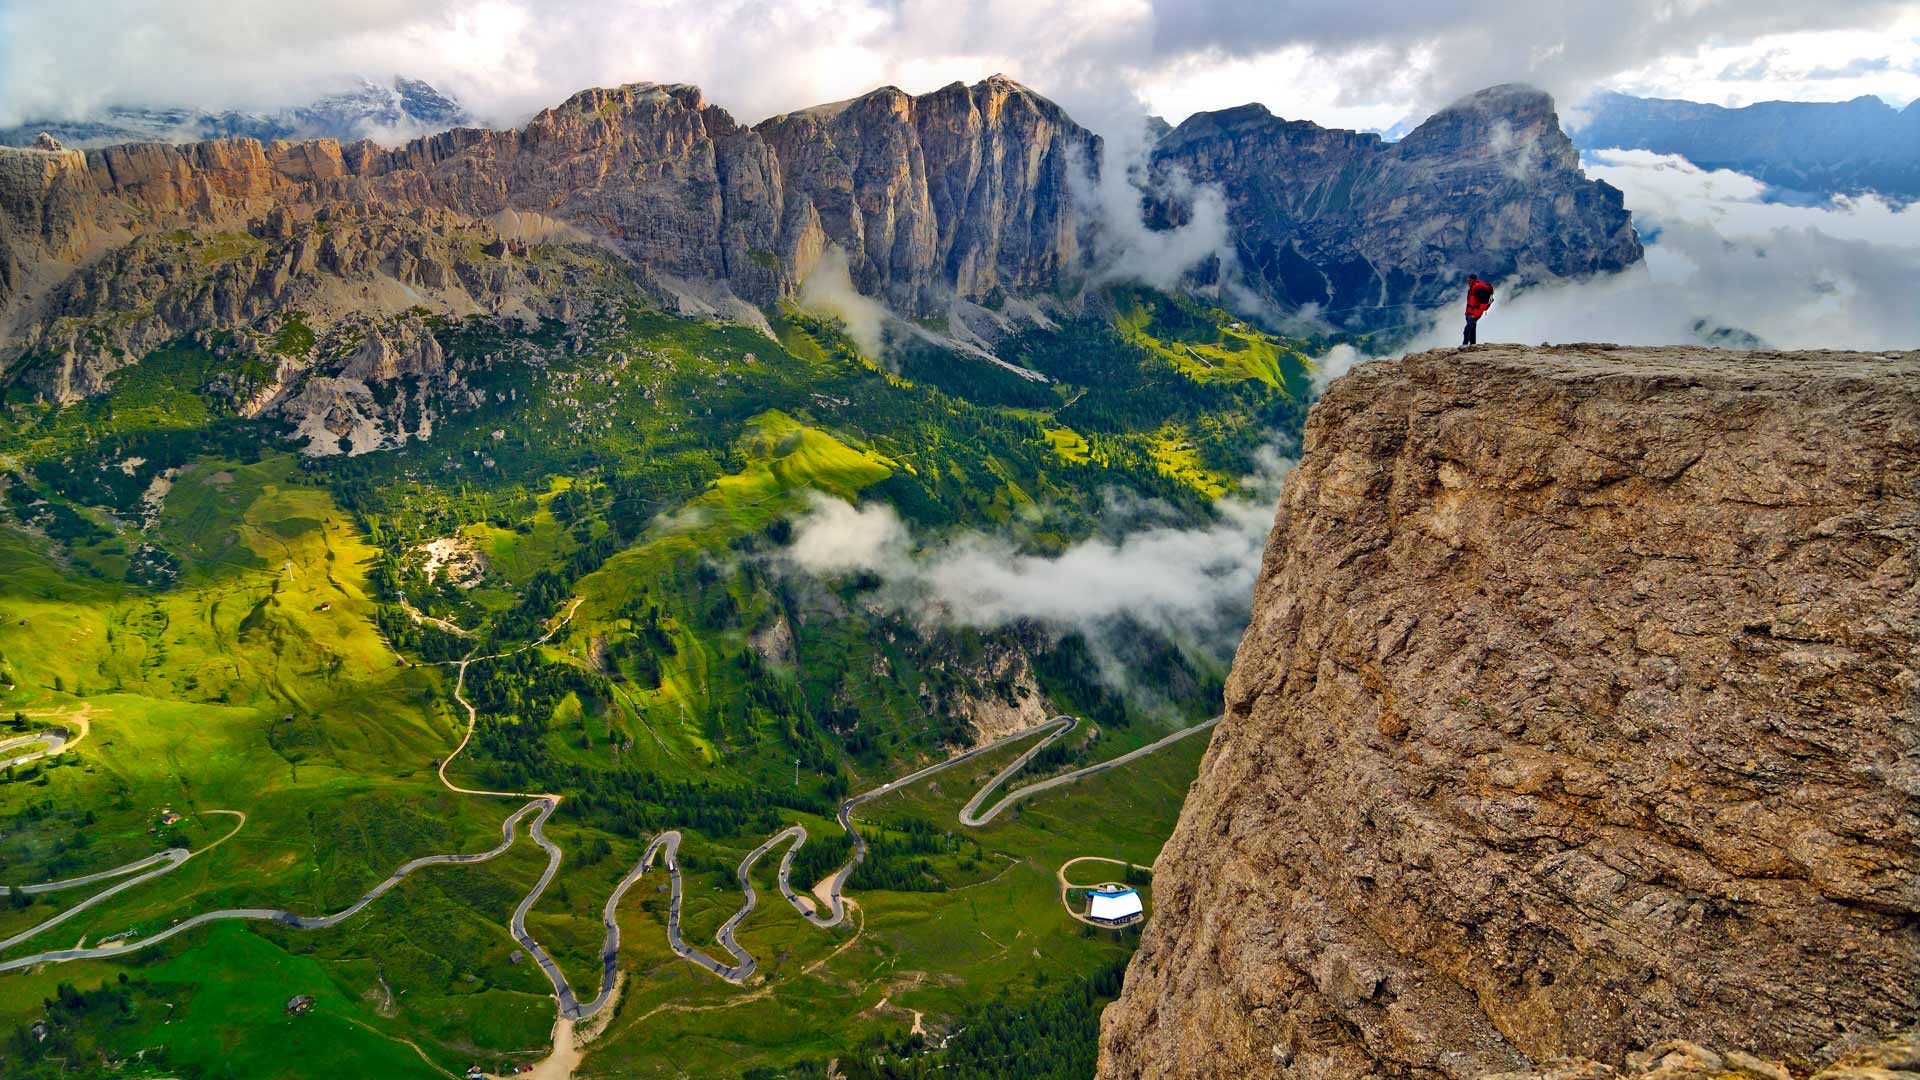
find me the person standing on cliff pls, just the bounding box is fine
[1463,274,1494,345]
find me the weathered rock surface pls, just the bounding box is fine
[275,313,473,457]
[1485,1030,1920,1080]
[0,77,1091,324]
[1098,346,1919,1080]
[1154,86,1642,329]
[757,74,1094,311]
[15,204,596,400]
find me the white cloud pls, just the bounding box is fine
[795,246,890,358]
[786,492,910,573]
[1310,344,1367,394]
[4,0,1917,137]
[1601,17,1920,107]
[1374,150,1920,355]
[782,446,1294,659]
[1072,120,1238,293]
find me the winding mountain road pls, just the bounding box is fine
[0,711,90,770]
[0,592,1219,1048]
[0,805,527,975]
[555,714,1223,994]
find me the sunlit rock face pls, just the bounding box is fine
[1098,344,1919,1080]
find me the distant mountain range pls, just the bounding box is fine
[1570,90,1920,203]
[0,76,1642,402]
[0,77,468,149]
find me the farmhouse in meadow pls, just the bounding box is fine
[1086,887,1144,926]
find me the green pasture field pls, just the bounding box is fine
[0,286,1290,1078]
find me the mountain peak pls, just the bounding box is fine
[1431,82,1558,123]
[1149,83,1636,326]
[967,74,1076,121]
[981,72,1043,95]
[555,81,706,113]
[1157,103,1286,153]
[0,75,469,150]
[1395,82,1570,163]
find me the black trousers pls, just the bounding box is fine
[1463,317,1479,345]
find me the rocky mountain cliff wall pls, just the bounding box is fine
[1155,86,1642,329]
[0,77,1093,324]
[1,79,1646,362]
[757,75,1093,311]
[1098,346,1918,1079]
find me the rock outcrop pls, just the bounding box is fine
[1154,86,1643,330]
[11,202,606,401]
[1487,1031,1920,1080]
[0,77,1090,321]
[1098,346,1919,1079]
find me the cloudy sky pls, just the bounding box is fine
[2,1,1917,132]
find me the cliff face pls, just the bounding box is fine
[1154,86,1643,329]
[0,77,1087,320]
[757,74,1095,312]
[1098,346,1919,1079]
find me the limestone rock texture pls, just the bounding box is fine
[1097,346,1919,1080]
[757,75,1094,312]
[0,77,1088,326]
[1486,1030,1920,1080]
[15,204,593,401]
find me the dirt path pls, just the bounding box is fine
[398,594,475,639]
[339,1014,462,1079]
[1055,855,1148,925]
[517,1017,580,1080]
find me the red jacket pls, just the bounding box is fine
[1465,278,1494,319]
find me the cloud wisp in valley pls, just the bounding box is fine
[780,447,1295,675]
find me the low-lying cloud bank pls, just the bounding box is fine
[783,446,1294,669]
[795,246,890,356]
[1072,120,1238,296]
[1383,149,1920,355]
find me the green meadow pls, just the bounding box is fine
[0,287,1309,1078]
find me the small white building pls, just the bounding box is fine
[1086,887,1144,926]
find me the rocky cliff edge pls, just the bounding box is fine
[1097,345,1919,1080]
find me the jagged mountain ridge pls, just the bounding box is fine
[0,76,1638,400]
[1153,84,1644,330]
[1570,90,1920,204]
[0,76,1095,391]
[0,77,469,151]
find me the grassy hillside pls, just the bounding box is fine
[0,287,1318,1078]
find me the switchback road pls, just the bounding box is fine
[0,709,90,770]
[0,593,1219,1057]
